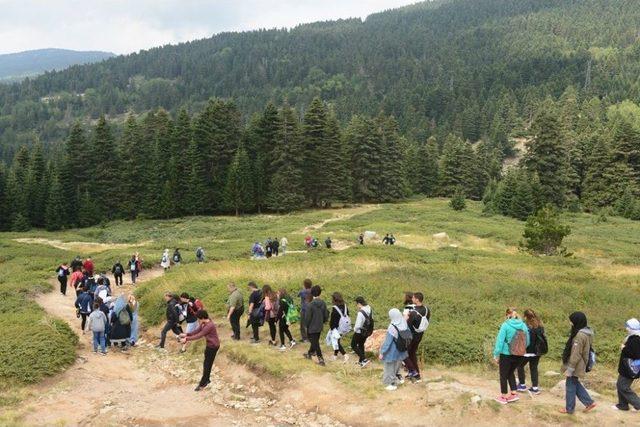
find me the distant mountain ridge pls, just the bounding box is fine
[0,48,115,82]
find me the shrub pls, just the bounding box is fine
[520,205,571,255]
[449,187,466,211]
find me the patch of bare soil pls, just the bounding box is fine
[13,237,150,253]
[300,205,380,234]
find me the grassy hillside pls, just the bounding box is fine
[2,198,638,394]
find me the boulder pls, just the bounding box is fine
[432,232,449,240]
[364,231,377,240]
[364,329,387,352]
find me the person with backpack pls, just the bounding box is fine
[379,308,410,391]
[83,257,94,276]
[56,262,70,295]
[179,293,200,352]
[265,240,273,258]
[352,296,373,367]
[560,311,597,414]
[516,309,547,394]
[358,234,364,245]
[226,283,244,340]
[614,318,640,411]
[94,277,110,302]
[390,234,396,245]
[179,310,220,391]
[492,308,529,404]
[272,239,280,257]
[327,292,350,362]
[404,292,430,382]
[325,237,332,249]
[247,282,263,344]
[173,248,182,266]
[277,288,296,350]
[383,234,390,245]
[110,295,132,350]
[128,255,138,284]
[303,285,329,366]
[298,279,313,343]
[195,247,205,263]
[263,285,279,346]
[88,302,108,355]
[280,237,288,255]
[128,294,139,347]
[161,249,171,271]
[112,261,125,286]
[71,256,83,272]
[158,293,183,349]
[74,286,93,333]
[70,268,85,296]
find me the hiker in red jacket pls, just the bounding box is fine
[180,310,220,391]
[83,258,94,276]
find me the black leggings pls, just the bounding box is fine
[334,337,346,356]
[351,333,367,362]
[251,321,260,341]
[114,274,123,286]
[499,355,522,394]
[267,318,277,342]
[307,332,323,360]
[278,318,293,345]
[517,356,540,388]
[58,276,67,295]
[80,313,88,330]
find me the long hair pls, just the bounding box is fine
[523,309,542,328]
[403,292,414,306]
[505,307,519,319]
[262,284,275,300]
[332,292,344,306]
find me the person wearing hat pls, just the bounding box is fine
[352,296,373,367]
[379,308,410,391]
[614,318,640,411]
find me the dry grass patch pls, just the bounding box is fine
[13,237,150,253]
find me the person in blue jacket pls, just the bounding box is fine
[493,308,529,404]
[379,308,409,391]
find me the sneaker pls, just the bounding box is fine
[385,385,398,391]
[279,345,286,351]
[494,396,509,405]
[99,351,107,356]
[506,394,519,403]
[331,355,338,361]
[583,402,597,413]
[194,381,211,392]
[250,339,260,345]
[410,375,422,383]
[528,387,540,395]
[318,359,326,367]
[290,340,297,348]
[517,384,528,392]
[343,354,349,363]
[612,405,629,411]
[360,359,370,367]
[303,353,312,360]
[397,377,405,385]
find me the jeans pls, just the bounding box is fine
[307,332,323,361]
[517,356,540,387]
[200,346,219,386]
[267,318,277,342]
[130,270,137,284]
[58,276,67,295]
[159,321,182,348]
[114,274,123,286]
[93,331,106,352]
[383,360,403,385]
[299,315,308,341]
[404,333,423,375]
[565,376,594,413]
[229,307,243,340]
[617,375,640,410]
[351,333,367,362]
[279,318,293,346]
[499,354,522,394]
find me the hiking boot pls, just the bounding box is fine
[279,345,287,351]
[385,385,398,391]
[517,384,528,392]
[494,396,509,405]
[506,394,519,403]
[528,387,540,395]
[583,403,597,413]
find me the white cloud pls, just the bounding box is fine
[0,0,417,54]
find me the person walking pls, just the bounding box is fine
[161,249,171,271]
[56,262,70,295]
[614,318,640,411]
[226,283,244,340]
[263,285,279,346]
[298,279,312,343]
[404,292,430,382]
[277,288,296,350]
[83,257,94,276]
[559,311,597,414]
[70,256,83,272]
[352,296,373,367]
[128,295,139,347]
[173,248,182,266]
[128,255,138,284]
[195,247,205,263]
[303,285,329,366]
[325,237,332,249]
[328,292,350,362]
[112,261,124,286]
[110,295,132,350]
[247,282,263,343]
[280,237,288,255]
[516,309,548,394]
[379,308,410,391]
[70,268,85,297]
[179,310,220,391]
[88,302,108,355]
[179,293,199,352]
[158,293,183,349]
[493,308,529,405]
[272,239,280,257]
[358,234,364,245]
[74,286,93,333]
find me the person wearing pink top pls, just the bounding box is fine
[180,310,220,391]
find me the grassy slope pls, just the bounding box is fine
[2,198,638,394]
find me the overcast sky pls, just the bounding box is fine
[0,0,417,55]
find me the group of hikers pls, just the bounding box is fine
[160,247,206,271]
[251,237,287,258]
[56,255,142,296]
[492,308,640,414]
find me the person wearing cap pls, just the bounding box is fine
[352,296,373,367]
[379,308,409,391]
[614,318,640,411]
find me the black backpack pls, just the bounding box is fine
[534,329,548,355]
[359,309,374,337]
[392,325,413,352]
[114,265,122,275]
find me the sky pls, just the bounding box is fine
[0,0,417,55]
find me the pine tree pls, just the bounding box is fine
[60,122,90,226]
[117,114,144,219]
[377,115,409,201]
[417,136,440,196]
[249,104,281,212]
[612,119,640,184]
[0,163,7,231]
[224,147,254,215]
[346,115,380,203]
[170,108,192,215]
[495,168,518,216]
[267,105,306,212]
[438,134,476,197]
[449,186,466,211]
[461,102,481,142]
[184,138,207,215]
[77,189,99,227]
[25,142,46,227]
[146,110,173,218]
[302,97,329,206]
[524,105,569,207]
[321,110,351,204]
[582,135,632,209]
[9,146,30,224]
[91,116,120,219]
[45,171,66,231]
[482,179,499,214]
[11,213,30,232]
[510,171,536,220]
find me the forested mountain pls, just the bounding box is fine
[0,48,115,83]
[2,0,640,230]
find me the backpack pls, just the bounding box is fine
[118,309,131,325]
[411,307,430,333]
[334,305,352,335]
[284,298,300,325]
[176,304,186,323]
[585,347,596,372]
[251,300,266,326]
[130,262,136,271]
[161,255,168,264]
[196,248,203,258]
[114,265,122,275]
[623,358,640,379]
[509,329,527,356]
[359,309,374,337]
[173,254,180,262]
[193,298,204,312]
[534,329,548,355]
[392,324,413,352]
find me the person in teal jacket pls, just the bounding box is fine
[493,308,530,404]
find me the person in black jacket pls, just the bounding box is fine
[158,293,183,348]
[516,309,547,394]
[304,285,329,366]
[615,318,640,411]
[112,261,125,286]
[276,288,296,350]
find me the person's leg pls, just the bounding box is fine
[565,376,578,413]
[506,356,520,393]
[200,346,218,387]
[498,355,510,395]
[159,322,172,348]
[93,331,99,351]
[80,313,87,331]
[529,357,540,388]
[300,320,308,342]
[99,332,106,353]
[284,324,293,342]
[517,358,527,386]
[354,333,366,362]
[337,338,346,355]
[268,319,277,342]
[279,318,286,346]
[574,377,594,408]
[310,333,323,361]
[252,322,260,341]
[382,361,397,385]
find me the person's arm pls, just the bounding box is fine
[354,311,364,332]
[566,333,584,376]
[524,325,530,348]
[185,323,209,341]
[379,332,393,359]
[493,324,506,359]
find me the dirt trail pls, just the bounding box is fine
[300,205,380,234]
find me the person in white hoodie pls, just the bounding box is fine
[351,296,373,367]
[280,237,288,255]
[161,249,171,271]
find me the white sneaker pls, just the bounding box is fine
[279,345,286,351]
[343,354,350,363]
[385,385,398,391]
[290,340,297,348]
[331,355,338,361]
